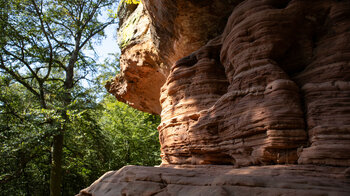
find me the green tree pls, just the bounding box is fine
[0,75,116,195]
[96,53,161,170]
[99,95,161,169]
[0,75,55,195]
[0,72,161,195]
[0,0,117,195]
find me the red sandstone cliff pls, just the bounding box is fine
[80,0,350,195]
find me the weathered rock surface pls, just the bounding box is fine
[107,0,242,114]
[159,0,350,167]
[106,3,165,114]
[142,0,241,67]
[78,165,350,196]
[83,0,350,195]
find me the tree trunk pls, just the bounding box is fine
[50,133,64,196]
[49,49,76,195]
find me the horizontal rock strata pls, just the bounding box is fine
[159,0,350,167]
[107,0,242,114]
[79,0,350,196]
[292,0,350,165]
[86,0,350,195]
[78,165,350,196]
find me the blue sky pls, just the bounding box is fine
[85,5,121,64]
[80,10,121,89]
[79,5,123,90]
[92,23,120,63]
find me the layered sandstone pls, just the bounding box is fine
[106,3,165,114]
[159,0,350,167]
[107,0,241,114]
[80,0,350,195]
[79,165,350,196]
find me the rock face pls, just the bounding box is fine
[107,0,242,114]
[159,0,350,167]
[106,3,166,114]
[79,165,350,196]
[80,0,350,195]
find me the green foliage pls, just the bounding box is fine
[0,76,52,195]
[96,53,121,87]
[0,74,161,195]
[99,95,161,168]
[0,0,161,195]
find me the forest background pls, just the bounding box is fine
[0,0,161,195]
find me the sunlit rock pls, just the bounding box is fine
[80,0,350,195]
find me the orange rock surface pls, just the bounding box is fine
[159,0,350,167]
[79,0,350,195]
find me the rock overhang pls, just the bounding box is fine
[79,0,350,194]
[108,0,350,167]
[107,0,242,114]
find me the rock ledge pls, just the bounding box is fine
[78,165,350,196]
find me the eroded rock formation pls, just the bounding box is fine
[106,3,165,114]
[106,0,241,114]
[80,165,350,195]
[79,0,350,195]
[159,0,350,167]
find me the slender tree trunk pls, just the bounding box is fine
[50,133,64,196]
[49,50,76,196]
[49,99,69,196]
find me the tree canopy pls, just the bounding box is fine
[0,0,161,195]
